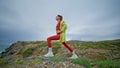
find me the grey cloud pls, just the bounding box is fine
[0,0,120,46]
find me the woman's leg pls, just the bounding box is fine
[47,34,60,48]
[62,42,73,52]
[62,42,78,59]
[44,35,60,57]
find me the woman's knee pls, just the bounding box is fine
[47,37,51,41]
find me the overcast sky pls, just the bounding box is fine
[0,0,120,45]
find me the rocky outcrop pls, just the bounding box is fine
[0,40,120,68]
[0,41,23,60]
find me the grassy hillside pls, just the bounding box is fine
[0,39,120,68]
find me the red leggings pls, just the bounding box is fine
[47,34,73,52]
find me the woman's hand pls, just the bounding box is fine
[57,30,61,34]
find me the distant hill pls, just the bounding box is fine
[0,39,120,68]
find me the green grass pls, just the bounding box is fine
[34,41,46,44]
[29,58,43,63]
[97,60,120,68]
[14,60,24,65]
[70,57,91,68]
[50,57,63,62]
[79,42,111,49]
[0,58,9,67]
[21,41,30,46]
[67,40,120,50]
[22,48,34,57]
[38,41,47,47]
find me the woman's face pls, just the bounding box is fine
[56,16,61,22]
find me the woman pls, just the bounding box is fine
[44,15,78,59]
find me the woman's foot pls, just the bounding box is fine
[70,51,78,59]
[44,48,54,57]
[44,52,54,57]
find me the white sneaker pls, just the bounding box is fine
[70,54,78,59]
[44,48,54,57]
[44,52,54,57]
[70,51,78,59]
